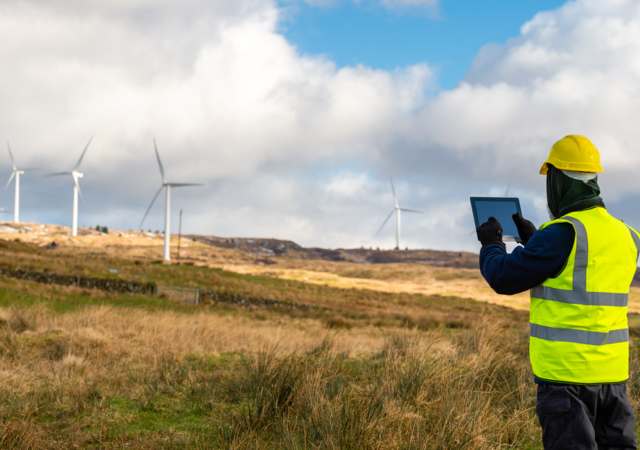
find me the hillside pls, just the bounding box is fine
[1,221,640,314]
[0,221,639,447]
[189,235,478,268]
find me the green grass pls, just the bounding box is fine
[0,283,198,315]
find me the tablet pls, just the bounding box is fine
[470,197,522,242]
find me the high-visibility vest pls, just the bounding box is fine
[530,207,640,384]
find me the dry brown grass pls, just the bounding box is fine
[0,303,387,369]
[0,293,637,448]
[0,297,542,448]
[0,300,390,447]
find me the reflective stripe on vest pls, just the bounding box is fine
[531,286,628,307]
[530,323,629,346]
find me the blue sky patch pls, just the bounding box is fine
[278,0,568,90]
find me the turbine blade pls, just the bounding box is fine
[7,142,16,170]
[73,175,87,210]
[166,183,204,187]
[20,168,39,172]
[74,135,94,171]
[376,209,396,236]
[0,172,16,203]
[505,178,512,197]
[153,139,166,184]
[390,177,398,208]
[400,208,425,214]
[44,172,72,177]
[139,185,165,229]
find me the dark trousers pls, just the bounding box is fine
[536,383,637,450]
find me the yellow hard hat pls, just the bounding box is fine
[540,135,603,175]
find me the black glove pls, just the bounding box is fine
[476,217,503,247]
[512,212,536,245]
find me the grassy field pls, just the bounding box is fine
[6,222,640,313]
[0,225,638,448]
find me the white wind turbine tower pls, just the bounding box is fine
[47,136,93,237]
[1,142,37,223]
[139,139,203,261]
[376,178,424,250]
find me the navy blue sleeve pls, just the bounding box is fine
[479,223,575,295]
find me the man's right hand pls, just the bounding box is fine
[512,212,537,245]
[477,217,503,247]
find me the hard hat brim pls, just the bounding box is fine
[539,160,603,175]
[540,162,549,175]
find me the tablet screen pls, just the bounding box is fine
[470,197,522,241]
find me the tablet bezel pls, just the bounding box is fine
[470,197,523,242]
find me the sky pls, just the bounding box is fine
[1,0,640,253]
[278,0,568,89]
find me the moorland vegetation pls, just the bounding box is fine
[0,233,639,448]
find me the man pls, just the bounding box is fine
[477,135,639,450]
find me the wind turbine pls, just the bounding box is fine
[47,136,93,237]
[1,142,37,223]
[139,139,203,261]
[376,178,424,250]
[505,177,513,197]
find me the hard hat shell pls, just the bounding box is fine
[540,135,604,175]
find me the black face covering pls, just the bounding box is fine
[546,165,605,219]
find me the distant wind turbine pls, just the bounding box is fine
[46,136,94,237]
[505,178,513,197]
[139,139,203,261]
[376,178,424,250]
[1,142,37,223]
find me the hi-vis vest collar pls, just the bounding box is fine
[529,207,640,384]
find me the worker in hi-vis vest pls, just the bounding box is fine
[477,135,639,450]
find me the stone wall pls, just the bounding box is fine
[0,267,316,311]
[0,268,157,295]
[198,289,317,311]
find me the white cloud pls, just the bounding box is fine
[411,0,640,195]
[0,0,437,249]
[3,0,640,252]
